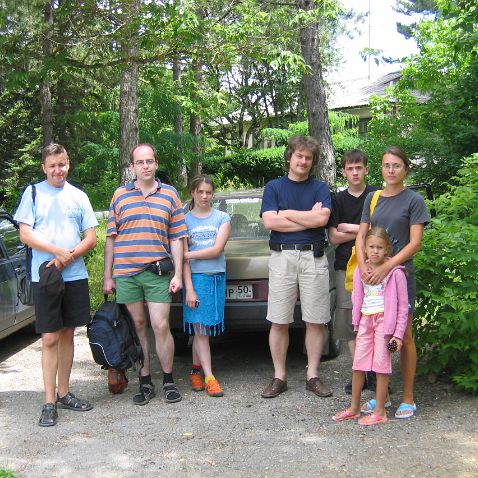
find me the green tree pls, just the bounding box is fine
[364,0,478,194]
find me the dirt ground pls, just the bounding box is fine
[0,328,477,478]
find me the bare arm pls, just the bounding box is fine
[337,223,360,234]
[355,221,370,275]
[169,238,184,293]
[19,222,88,270]
[71,227,97,259]
[367,224,425,284]
[182,239,198,309]
[103,235,116,294]
[328,226,357,246]
[357,223,425,285]
[278,202,331,229]
[185,221,231,260]
[262,211,308,232]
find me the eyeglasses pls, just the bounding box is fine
[382,163,404,171]
[133,159,156,167]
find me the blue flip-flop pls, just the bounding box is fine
[395,402,416,419]
[361,398,392,415]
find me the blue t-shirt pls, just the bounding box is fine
[260,175,331,245]
[185,208,231,274]
[14,181,98,282]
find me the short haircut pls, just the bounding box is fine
[283,136,319,172]
[188,175,216,211]
[130,143,158,164]
[341,149,368,169]
[382,146,410,172]
[41,143,68,164]
[365,226,392,255]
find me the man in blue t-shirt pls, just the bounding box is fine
[260,136,333,399]
[14,143,98,427]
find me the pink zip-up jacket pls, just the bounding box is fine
[352,264,409,340]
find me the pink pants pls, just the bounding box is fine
[352,313,392,374]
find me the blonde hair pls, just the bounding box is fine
[365,226,392,255]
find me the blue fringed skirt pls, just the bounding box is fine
[183,272,226,336]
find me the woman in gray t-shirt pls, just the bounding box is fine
[355,147,430,420]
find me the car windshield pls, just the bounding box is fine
[212,196,268,240]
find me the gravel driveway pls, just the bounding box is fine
[1,328,477,478]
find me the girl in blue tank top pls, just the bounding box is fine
[183,175,231,397]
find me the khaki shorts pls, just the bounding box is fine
[335,270,352,309]
[266,250,330,325]
[334,269,356,341]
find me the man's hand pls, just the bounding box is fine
[53,246,75,267]
[169,276,182,294]
[103,277,116,295]
[46,257,65,271]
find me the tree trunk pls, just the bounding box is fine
[119,0,139,185]
[189,57,202,178]
[297,0,336,187]
[173,58,188,188]
[188,6,206,179]
[40,1,54,147]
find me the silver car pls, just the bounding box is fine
[0,210,35,340]
[170,189,340,358]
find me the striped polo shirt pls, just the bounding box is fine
[107,179,187,277]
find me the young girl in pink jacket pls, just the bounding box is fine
[332,227,409,426]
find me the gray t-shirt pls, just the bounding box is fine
[361,188,430,268]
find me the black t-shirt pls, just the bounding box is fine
[328,184,380,270]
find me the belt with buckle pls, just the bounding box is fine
[269,243,313,252]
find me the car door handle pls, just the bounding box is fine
[15,267,25,274]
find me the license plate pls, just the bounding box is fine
[225,283,253,300]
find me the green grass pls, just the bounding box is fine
[0,469,20,478]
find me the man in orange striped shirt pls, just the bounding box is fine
[104,144,188,405]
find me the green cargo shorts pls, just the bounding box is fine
[115,270,171,304]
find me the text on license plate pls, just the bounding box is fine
[226,283,253,300]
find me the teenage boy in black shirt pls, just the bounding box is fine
[328,150,379,394]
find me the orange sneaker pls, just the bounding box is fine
[205,378,224,397]
[189,373,205,392]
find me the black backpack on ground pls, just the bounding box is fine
[87,295,144,371]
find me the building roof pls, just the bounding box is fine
[327,70,427,111]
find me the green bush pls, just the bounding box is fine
[415,153,478,394]
[203,147,284,189]
[86,219,108,311]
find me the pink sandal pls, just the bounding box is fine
[332,409,361,422]
[358,413,389,426]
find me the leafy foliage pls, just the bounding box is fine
[415,154,478,394]
[258,114,363,188]
[364,0,478,195]
[203,147,284,190]
[85,219,108,311]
